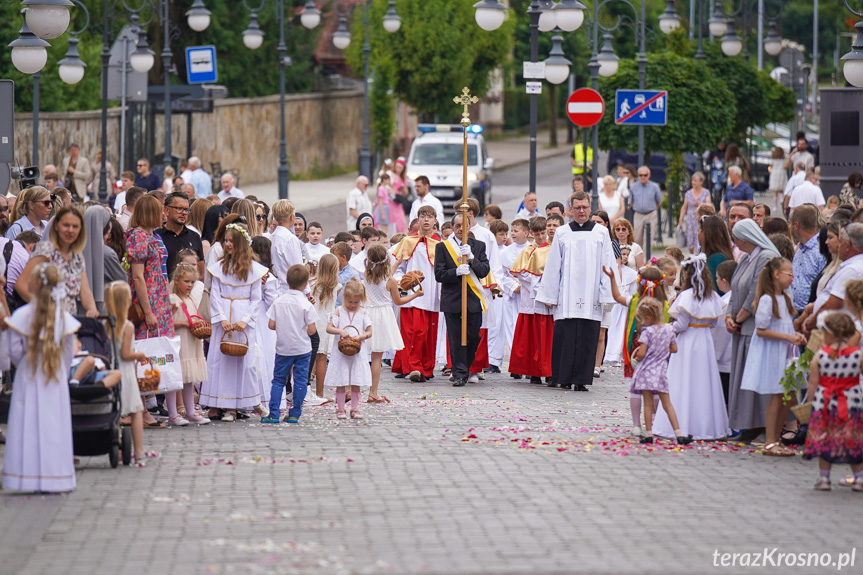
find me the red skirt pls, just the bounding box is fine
[445,329,489,373]
[393,307,438,377]
[508,313,553,377]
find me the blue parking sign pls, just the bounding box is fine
[185,46,218,84]
[614,90,667,126]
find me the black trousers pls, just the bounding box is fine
[444,311,483,381]
[551,318,601,386]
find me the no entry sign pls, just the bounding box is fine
[566,88,605,128]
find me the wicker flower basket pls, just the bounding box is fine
[791,402,813,425]
[138,365,161,394]
[190,318,212,339]
[337,325,362,356]
[399,270,424,293]
[220,330,249,357]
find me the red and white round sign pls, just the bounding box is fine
[566,88,605,128]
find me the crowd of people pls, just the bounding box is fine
[1,146,863,495]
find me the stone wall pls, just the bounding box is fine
[12,89,364,188]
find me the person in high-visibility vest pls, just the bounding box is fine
[571,141,594,191]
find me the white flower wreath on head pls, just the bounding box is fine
[225,223,252,245]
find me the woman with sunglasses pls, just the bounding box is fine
[5,186,52,240]
[254,201,271,237]
[612,219,644,271]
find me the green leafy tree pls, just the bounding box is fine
[597,52,735,215]
[370,59,395,155]
[345,0,513,121]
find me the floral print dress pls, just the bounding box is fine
[31,242,84,314]
[125,228,174,340]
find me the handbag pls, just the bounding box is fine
[128,301,145,327]
[134,332,184,395]
[181,301,211,339]
[198,288,211,322]
[675,224,687,249]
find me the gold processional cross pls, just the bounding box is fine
[453,86,479,127]
[453,86,478,346]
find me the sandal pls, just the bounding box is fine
[144,420,166,429]
[350,410,363,419]
[367,395,391,404]
[763,442,795,457]
[336,409,347,420]
[177,407,187,417]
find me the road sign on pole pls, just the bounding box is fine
[614,89,668,126]
[566,88,605,128]
[186,46,218,84]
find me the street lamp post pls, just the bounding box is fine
[330,1,401,181]
[841,2,863,88]
[244,0,320,201]
[474,0,583,195]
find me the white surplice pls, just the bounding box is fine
[393,239,440,313]
[604,265,638,364]
[653,289,730,440]
[497,241,532,362]
[3,304,80,493]
[536,222,616,320]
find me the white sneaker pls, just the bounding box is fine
[467,374,479,384]
[477,373,485,380]
[593,368,601,378]
[409,370,422,382]
[304,394,329,406]
[285,392,293,406]
[254,403,270,418]
[631,426,642,437]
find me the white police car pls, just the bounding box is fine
[405,124,494,215]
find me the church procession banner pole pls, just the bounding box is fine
[454,86,478,347]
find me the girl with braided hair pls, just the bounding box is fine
[3,263,79,492]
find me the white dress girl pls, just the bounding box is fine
[3,303,80,492]
[253,270,279,404]
[201,260,268,410]
[311,281,342,356]
[116,320,144,417]
[364,278,405,353]
[653,288,730,440]
[604,265,638,365]
[323,307,372,388]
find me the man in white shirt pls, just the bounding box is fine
[179,156,213,199]
[217,173,244,202]
[788,170,826,214]
[498,219,532,376]
[514,191,541,220]
[345,176,372,230]
[808,223,863,328]
[270,200,305,296]
[783,162,807,213]
[408,175,445,229]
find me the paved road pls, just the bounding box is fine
[299,153,575,237]
[2,363,860,575]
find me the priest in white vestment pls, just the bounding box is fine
[536,191,616,391]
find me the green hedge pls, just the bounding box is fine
[503,87,568,131]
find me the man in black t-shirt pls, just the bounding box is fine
[135,158,162,191]
[155,192,205,279]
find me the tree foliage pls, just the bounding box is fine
[596,52,734,155]
[0,0,321,114]
[345,0,513,121]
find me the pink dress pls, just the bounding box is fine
[375,185,391,229]
[389,175,407,233]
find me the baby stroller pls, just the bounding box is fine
[70,315,132,468]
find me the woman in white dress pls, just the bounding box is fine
[653,254,730,440]
[598,175,625,224]
[201,223,269,421]
[3,263,79,492]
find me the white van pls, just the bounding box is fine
[405,124,494,216]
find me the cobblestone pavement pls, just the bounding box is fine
[2,365,861,575]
